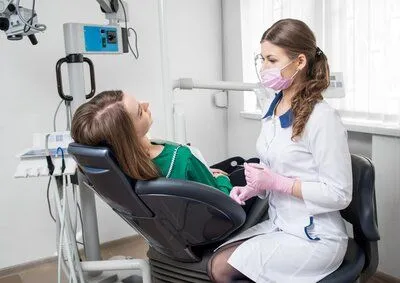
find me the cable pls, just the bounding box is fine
[62,181,84,282]
[45,134,55,175]
[52,152,81,282]
[128,27,139,59]
[68,102,73,130]
[118,0,139,59]
[57,147,66,174]
[52,156,84,280]
[55,177,67,283]
[23,0,35,33]
[55,195,72,281]
[54,176,82,283]
[49,180,84,243]
[72,184,85,247]
[15,0,46,32]
[53,100,72,132]
[65,102,71,131]
[53,100,64,132]
[71,185,78,235]
[51,148,84,282]
[118,0,128,32]
[46,176,56,222]
[76,202,85,247]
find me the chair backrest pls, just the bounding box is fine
[68,143,246,262]
[341,154,380,278]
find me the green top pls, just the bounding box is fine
[152,143,232,195]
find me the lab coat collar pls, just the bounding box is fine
[262,91,293,128]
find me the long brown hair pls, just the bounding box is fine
[261,19,330,139]
[71,90,159,180]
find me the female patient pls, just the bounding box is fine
[71,90,232,195]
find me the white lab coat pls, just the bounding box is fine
[219,92,353,283]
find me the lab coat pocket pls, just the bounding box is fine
[303,216,321,241]
[283,215,321,242]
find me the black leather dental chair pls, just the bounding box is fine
[68,143,379,283]
[68,143,267,282]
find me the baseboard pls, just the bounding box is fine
[375,271,400,283]
[0,234,141,278]
[0,256,56,278]
[99,234,142,249]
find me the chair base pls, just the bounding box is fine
[148,247,212,283]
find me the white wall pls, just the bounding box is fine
[223,0,400,279]
[166,0,227,165]
[222,0,260,160]
[0,0,224,269]
[372,136,400,278]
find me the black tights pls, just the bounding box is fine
[207,241,253,283]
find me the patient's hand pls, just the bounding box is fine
[210,168,228,177]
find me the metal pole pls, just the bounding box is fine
[173,78,259,92]
[66,59,102,276]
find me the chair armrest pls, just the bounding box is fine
[136,178,246,244]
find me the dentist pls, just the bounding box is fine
[208,19,352,283]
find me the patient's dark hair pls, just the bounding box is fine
[71,90,159,180]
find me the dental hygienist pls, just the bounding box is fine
[208,19,353,283]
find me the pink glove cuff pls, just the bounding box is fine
[273,174,295,195]
[245,163,295,195]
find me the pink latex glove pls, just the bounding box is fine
[229,163,270,204]
[229,186,249,205]
[230,184,263,204]
[244,162,295,195]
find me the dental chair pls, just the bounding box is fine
[68,142,267,282]
[68,143,379,283]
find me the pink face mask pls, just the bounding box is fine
[260,60,299,91]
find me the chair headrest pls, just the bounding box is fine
[68,142,153,217]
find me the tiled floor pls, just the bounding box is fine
[0,236,398,283]
[0,236,148,283]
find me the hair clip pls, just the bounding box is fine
[316,47,323,56]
